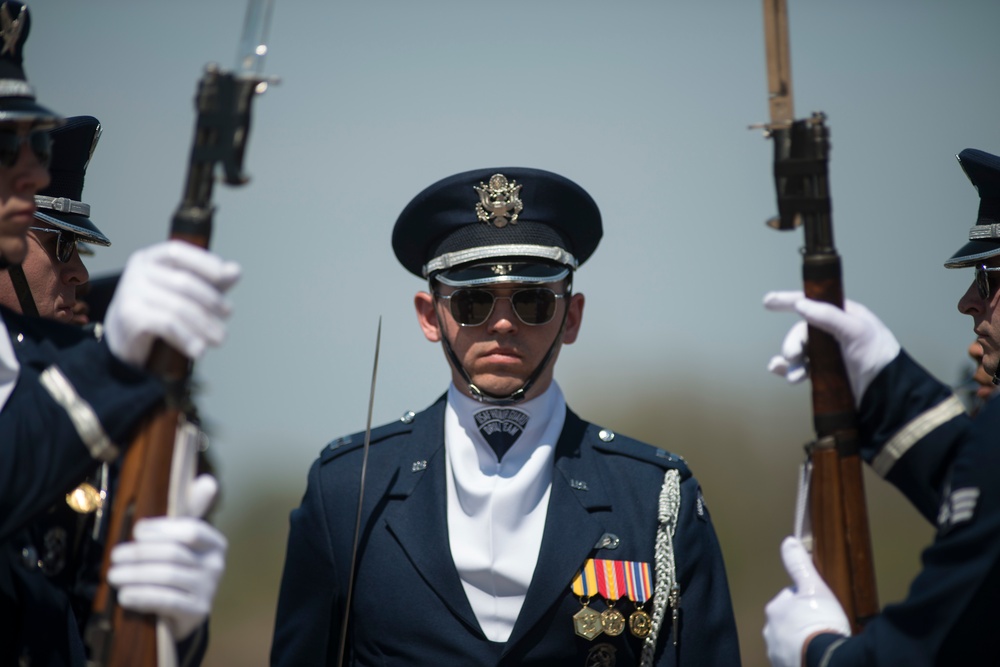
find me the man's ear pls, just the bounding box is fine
[562,293,585,345]
[414,291,442,342]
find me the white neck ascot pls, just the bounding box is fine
[0,311,20,412]
[445,381,566,643]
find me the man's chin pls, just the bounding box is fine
[49,308,76,324]
[469,376,527,399]
[985,358,1000,383]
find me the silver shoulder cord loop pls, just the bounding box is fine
[641,468,680,667]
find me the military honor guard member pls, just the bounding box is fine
[762,148,1000,666]
[0,115,109,322]
[0,4,236,664]
[271,168,741,666]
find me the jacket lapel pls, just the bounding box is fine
[382,399,482,634]
[505,409,610,650]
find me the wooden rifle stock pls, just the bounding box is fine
[761,0,878,632]
[86,63,265,666]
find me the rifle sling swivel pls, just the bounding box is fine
[808,429,860,458]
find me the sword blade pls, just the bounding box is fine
[337,317,381,667]
[762,0,795,127]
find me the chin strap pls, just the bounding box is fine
[434,290,570,406]
[7,264,38,317]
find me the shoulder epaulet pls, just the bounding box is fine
[587,424,691,475]
[319,409,419,463]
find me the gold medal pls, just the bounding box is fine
[601,606,626,636]
[629,607,652,638]
[592,559,628,637]
[573,602,604,640]
[622,560,654,638]
[65,482,103,514]
[571,561,604,640]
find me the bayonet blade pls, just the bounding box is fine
[763,0,794,128]
[235,0,275,77]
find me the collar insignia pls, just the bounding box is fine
[474,173,523,228]
[0,3,24,57]
[474,407,529,460]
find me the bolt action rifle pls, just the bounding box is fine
[757,0,878,633]
[85,2,276,665]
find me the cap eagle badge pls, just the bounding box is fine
[474,173,523,228]
[0,3,24,57]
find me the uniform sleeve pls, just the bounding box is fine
[857,350,970,521]
[807,389,1000,666]
[662,474,741,666]
[0,337,163,542]
[271,458,342,667]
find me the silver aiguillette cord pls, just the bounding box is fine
[337,317,381,667]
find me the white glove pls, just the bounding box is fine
[105,241,241,367]
[763,290,901,405]
[763,536,851,667]
[108,474,227,641]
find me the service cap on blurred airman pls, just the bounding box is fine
[945,149,1000,269]
[0,1,61,129]
[392,167,602,287]
[34,116,110,246]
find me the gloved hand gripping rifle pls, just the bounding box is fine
[757,0,878,634]
[86,2,276,665]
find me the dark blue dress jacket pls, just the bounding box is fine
[807,351,1000,666]
[0,306,185,666]
[272,395,741,666]
[0,306,164,542]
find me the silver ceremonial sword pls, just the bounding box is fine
[338,317,382,667]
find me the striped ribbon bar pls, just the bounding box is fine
[624,560,653,604]
[595,559,627,602]
[571,559,599,598]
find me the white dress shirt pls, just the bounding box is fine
[0,311,19,411]
[445,381,566,642]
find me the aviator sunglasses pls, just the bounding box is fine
[436,287,567,327]
[0,129,51,168]
[29,227,79,263]
[976,264,1000,301]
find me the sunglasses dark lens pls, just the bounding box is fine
[511,289,557,325]
[56,232,76,263]
[30,132,51,168]
[447,288,559,326]
[0,132,18,168]
[450,290,496,325]
[978,267,992,300]
[0,131,52,168]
